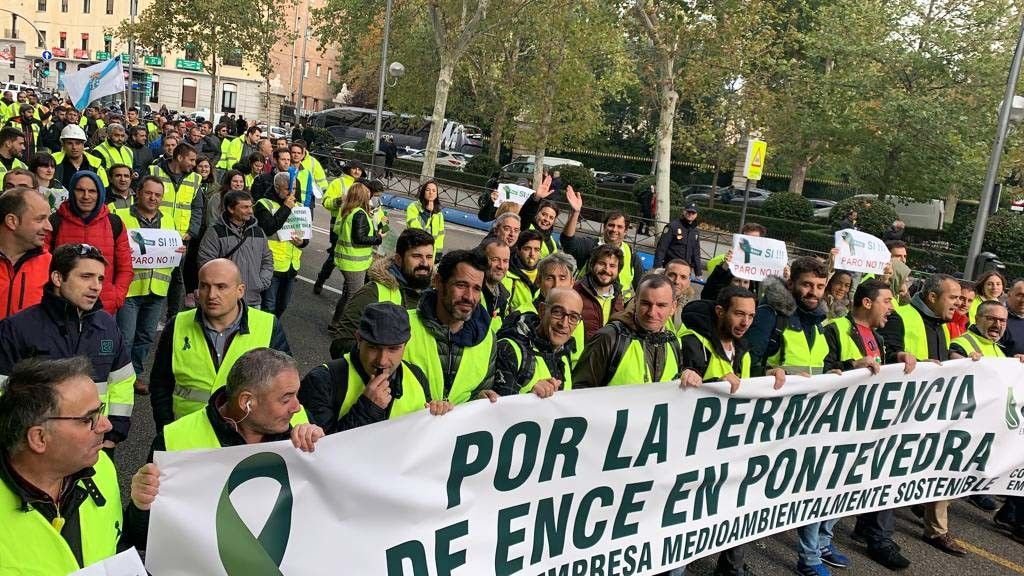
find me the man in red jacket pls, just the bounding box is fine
[0,187,52,319]
[45,171,132,315]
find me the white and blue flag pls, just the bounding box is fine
[63,59,125,110]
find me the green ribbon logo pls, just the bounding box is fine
[130,230,156,255]
[840,231,864,255]
[1007,387,1021,430]
[216,452,293,574]
[738,238,762,264]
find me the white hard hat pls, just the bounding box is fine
[60,124,87,141]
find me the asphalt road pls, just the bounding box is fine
[111,202,1024,576]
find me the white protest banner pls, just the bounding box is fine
[495,183,535,207]
[728,234,788,281]
[277,207,313,241]
[71,548,146,576]
[126,228,182,269]
[834,228,890,274]
[147,359,1024,576]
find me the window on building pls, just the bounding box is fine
[83,0,90,13]
[303,60,308,78]
[105,0,113,13]
[38,0,47,11]
[61,0,68,12]
[316,63,321,78]
[221,83,237,113]
[37,31,46,49]
[327,67,332,84]
[181,78,197,108]
[153,43,162,57]
[104,39,111,53]
[223,49,241,67]
[185,45,198,61]
[149,73,160,103]
[81,37,88,51]
[59,35,66,49]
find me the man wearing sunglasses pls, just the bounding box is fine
[0,356,142,573]
[0,243,136,447]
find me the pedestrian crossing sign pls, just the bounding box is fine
[743,139,767,181]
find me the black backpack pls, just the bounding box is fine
[48,212,125,252]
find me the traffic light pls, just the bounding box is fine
[42,62,50,77]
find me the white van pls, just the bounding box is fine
[500,155,584,183]
[851,194,945,230]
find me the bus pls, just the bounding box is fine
[308,107,484,155]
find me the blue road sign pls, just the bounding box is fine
[41,50,53,61]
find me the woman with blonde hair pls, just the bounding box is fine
[329,182,383,322]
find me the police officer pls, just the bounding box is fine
[494,288,583,397]
[149,258,290,430]
[0,357,141,573]
[302,302,448,433]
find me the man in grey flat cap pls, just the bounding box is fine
[299,302,450,432]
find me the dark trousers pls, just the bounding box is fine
[855,509,896,548]
[164,264,185,321]
[262,275,296,317]
[316,220,338,285]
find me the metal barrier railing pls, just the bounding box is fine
[309,150,830,270]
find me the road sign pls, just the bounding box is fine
[41,50,53,61]
[743,139,768,181]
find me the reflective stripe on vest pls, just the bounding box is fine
[149,164,199,235]
[406,203,446,253]
[114,207,175,297]
[0,451,121,573]
[893,304,930,360]
[334,207,373,272]
[684,331,751,380]
[504,339,574,394]
[169,308,276,420]
[608,338,679,386]
[338,353,427,420]
[164,405,309,451]
[404,309,493,404]
[93,142,133,167]
[951,331,1005,358]
[257,198,303,273]
[52,151,109,186]
[767,322,829,375]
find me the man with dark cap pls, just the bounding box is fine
[655,202,702,273]
[300,302,447,433]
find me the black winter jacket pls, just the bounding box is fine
[679,299,752,380]
[654,217,702,271]
[494,312,575,395]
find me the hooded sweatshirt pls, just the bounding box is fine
[45,171,133,314]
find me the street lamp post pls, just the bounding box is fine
[371,0,395,178]
[964,12,1024,280]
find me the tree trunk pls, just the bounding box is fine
[653,55,677,224]
[489,105,507,162]
[788,157,810,195]
[531,84,557,191]
[421,61,455,180]
[709,152,722,210]
[208,58,218,116]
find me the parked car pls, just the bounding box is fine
[596,172,644,193]
[728,188,774,208]
[500,155,584,184]
[810,198,838,218]
[398,149,471,171]
[686,188,739,205]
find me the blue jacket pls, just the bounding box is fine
[0,289,135,443]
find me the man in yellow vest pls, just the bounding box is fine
[255,172,307,317]
[0,357,141,573]
[480,237,512,332]
[560,186,644,299]
[573,274,681,388]
[91,123,133,170]
[747,257,830,376]
[820,278,916,570]
[950,299,1020,361]
[314,159,364,293]
[53,124,108,189]
[149,258,290,431]
[149,142,202,320]
[128,348,324,548]
[664,259,695,336]
[676,286,785,576]
[329,228,435,357]
[0,126,27,176]
[404,250,497,405]
[878,272,966,557]
[503,229,543,311]
[114,175,185,396]
[290,139,329,203]
[302,302,449,433]
[494,287,583,397]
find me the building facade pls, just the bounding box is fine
[2,0,343,125]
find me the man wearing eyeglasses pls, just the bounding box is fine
[0,244,136,447]
[494,288,583,397]
[0,356,143,573]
